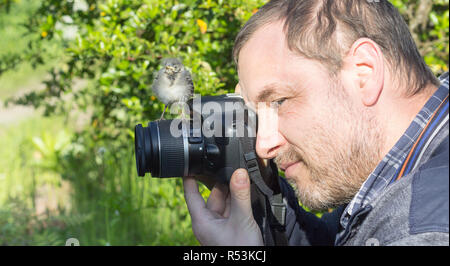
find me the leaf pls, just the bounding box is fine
[196,19,207,34]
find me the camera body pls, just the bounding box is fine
[135,93,257,183]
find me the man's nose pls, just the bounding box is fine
[255,104,285,159]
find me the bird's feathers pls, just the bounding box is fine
[161,57,182,66]
[151,58,193,105]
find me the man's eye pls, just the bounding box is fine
[274,98,287,107]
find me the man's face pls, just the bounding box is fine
[238,21,383,211]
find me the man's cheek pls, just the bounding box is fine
[279,119,304,147]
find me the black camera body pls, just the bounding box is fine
[135,93,289,246]
[134,93,257,183]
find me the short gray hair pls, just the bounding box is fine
[233,0,439,96]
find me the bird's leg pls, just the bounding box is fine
[159,104,168,120]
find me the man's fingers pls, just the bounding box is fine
[183,176,206,220]
[206,182,229,215]
[223,194,231,218]
[228,168,254,223]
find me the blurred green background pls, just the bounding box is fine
[0,0,447,245]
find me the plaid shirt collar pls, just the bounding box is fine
[339,72,449,232]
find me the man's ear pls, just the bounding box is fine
[345,38,384,106]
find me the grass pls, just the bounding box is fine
[60,143,199,246]
[0,114,71,245]
[0,111,199,245]
[0,114,65,204]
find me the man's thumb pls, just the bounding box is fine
[229,168,253,220]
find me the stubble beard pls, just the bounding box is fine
[275,95,384,212]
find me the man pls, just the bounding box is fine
[183,0,449,246]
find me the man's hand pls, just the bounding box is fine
[183,168,264,246]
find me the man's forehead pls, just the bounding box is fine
[236,20,323,106]
[237,22,290,101]
[238,21,288,72]
[240,80,295,104]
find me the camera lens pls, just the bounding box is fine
[135,122,160,177]
[134,120,188,177]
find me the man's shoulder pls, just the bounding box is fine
[406,74,449,236]
[409,135,449,235]
[362,135,449,245]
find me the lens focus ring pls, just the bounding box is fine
[157,120,185,177]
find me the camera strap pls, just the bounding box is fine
[239,137,288,246]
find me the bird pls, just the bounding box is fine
[151,58,194,120]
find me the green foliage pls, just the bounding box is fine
[3,0,447,145]
[56,140,200,245]
[0,0,18,13]
[5,0,265,145]
[391,0,449,74]
[1,0,264,245]
[0,198,62,245]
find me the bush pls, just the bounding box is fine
[5,0,265,142]
[1,0,266,245]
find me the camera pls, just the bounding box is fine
[134,93,257,183]
[134,93,288,246]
